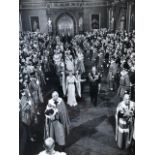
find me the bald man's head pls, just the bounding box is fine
[52,91,59,101]
[92,66,97,74]
[44,137,55,151]
[123,94,130,105]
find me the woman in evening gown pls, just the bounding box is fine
[66,71,78,107]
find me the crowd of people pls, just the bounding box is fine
[19,28,135,155]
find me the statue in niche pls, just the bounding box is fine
[48,18,52,36]
[33,21,38,31]
[120,16,125,31]
[48,18,52,28]
[48,17,53,34]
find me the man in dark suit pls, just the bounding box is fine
[88,66,101,106]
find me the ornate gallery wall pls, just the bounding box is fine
[20,0,135,33]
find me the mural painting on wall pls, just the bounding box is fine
[91,14,99,29]
[31,16,40,32]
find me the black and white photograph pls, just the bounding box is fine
[19,0,135,155]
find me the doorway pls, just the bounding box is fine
[56,14,75,36]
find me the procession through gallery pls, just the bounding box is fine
[19,0,135,155]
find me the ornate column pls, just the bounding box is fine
[19,11,22,32]
[126,1,132,32]
[106,1,111,30]
[107,7,111,30]
[78,1,84,34]
[19,4,22,32]
[108,6,115,31]
[111,7,115,31]
[130,3,135,31]
[78,13,84,34]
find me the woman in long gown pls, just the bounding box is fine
[66,71,78,107]
[53,47,63,74]
[65,49,75,73]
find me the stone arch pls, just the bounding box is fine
[55,12,76,35]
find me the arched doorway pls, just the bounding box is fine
[56,13,75,36]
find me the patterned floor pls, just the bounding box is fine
[21,77,134,155]
[64,92,134,155]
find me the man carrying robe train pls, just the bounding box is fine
[44,91,70,152]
